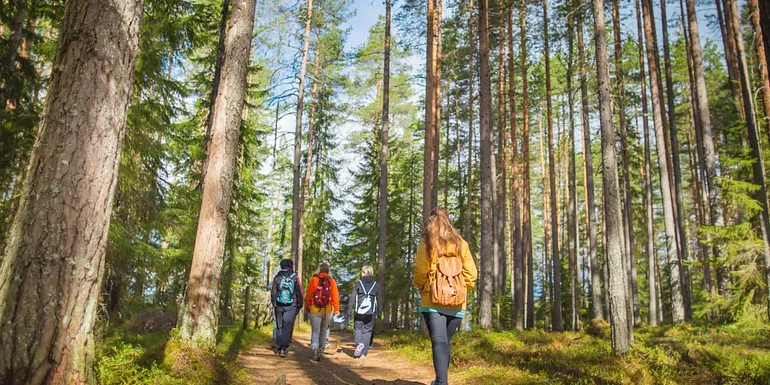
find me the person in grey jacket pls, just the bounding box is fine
[348,265,380,358]
[270,259,304,357]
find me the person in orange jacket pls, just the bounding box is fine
[304,262,340,361]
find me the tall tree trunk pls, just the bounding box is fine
[687,0,727,299]
[661,0,691,321]
[636,0,658,327]
[478,0,496,330]
[749,0,770,147]
[613,0,638,329]
[543,0,562,332]
[759,0,770,77]
[721,0,745,119]
[291,0,314,281]
[594,0,632,344]
[424,0,442,221]
[297,40,322,290]
[178,0,255,345]
[465,0,475,240]
[508,7,524,331]
[0,0,143,381]
[378,0,391,327]
[520,0,534,329]
[641,0,685,323]
[242,284,251,330]
[566,3,579,331]
[496,13,508,298]
[200,0,230,190]
[726,0,770,324]
[577,5,603,321]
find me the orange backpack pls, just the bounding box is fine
[430,249,466,307]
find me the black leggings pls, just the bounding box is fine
[423,312,462,385]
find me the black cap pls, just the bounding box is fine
[280,259,293,269]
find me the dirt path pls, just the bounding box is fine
[238,329,435,385]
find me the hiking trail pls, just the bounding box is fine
[238,329,436,385]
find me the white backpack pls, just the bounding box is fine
[355,281,377,315]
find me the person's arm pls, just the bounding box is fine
[349,283,357,317]
[294,275,304,309]
[270,276,277,307]
[412,240,430,291]
[331,279,340,313]
[461,240,478,290]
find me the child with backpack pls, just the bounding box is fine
[304,262,340,361]
[348,265,380,359]
[413,208,478,385]
[270,259,304,358]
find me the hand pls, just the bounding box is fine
[333,311,340,317]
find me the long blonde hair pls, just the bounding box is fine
[421,208,462,263]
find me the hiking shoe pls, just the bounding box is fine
[312,348,321,361]
[279,349,287,358]
[354,343,365,358]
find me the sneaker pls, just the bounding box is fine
[360,354,366,359]
[354,343,365,358]
[279,349,287,358]
[312,348,321,361]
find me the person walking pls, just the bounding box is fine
[270,259,304,358]
[413,208,478,385]
[349,265,380,358]
[304,262,340,361]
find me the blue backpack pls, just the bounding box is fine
[277,273,296,305]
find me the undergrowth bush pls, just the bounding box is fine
[386,324,770,385]
[96,324,272,385]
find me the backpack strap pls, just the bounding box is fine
[360,280,375,296]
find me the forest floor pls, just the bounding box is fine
[238,329,435,385]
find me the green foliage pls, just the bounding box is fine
[386,325,770,385]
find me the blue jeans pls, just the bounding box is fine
[274,306,298,349]
[423,312,462,385]
[308,312,333,352]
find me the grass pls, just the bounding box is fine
[95,324,274,385]
[384,322,770,385]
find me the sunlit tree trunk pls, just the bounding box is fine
[726,0,770,325]
[291,0,314,280]
[635,0,657,327]
[720,0,745,119]
[749,0,770,147]
[543,0,562,332]
[594,0,631,348]
[378,0,391,328]
[576,5,603,321]
[0,0,142,382]
[508,7,524,331]
[465,0,475,240]
[641,0,685,323]
[477,0,495,330]
[520,0,534,329]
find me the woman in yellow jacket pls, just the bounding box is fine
[413,208,478,385]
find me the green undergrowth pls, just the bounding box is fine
[95,324,274,385]
[384,322,770,385]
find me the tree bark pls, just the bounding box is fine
[635,0,658,327]
[749,0,770,147]
[687,0,727,299]
[291,0,314,280]
[720,0,746,119]
[577,5,603,321]
[0,0,143,382]
[759,0,770,78]
[178,0,256,345]
[593,0,631,346]
[566,3,579,331]
[424,0,441,222]
[641,0,685,323]
[508,7,524,331]
[378,0,391,327]
[478,0,495,330]
[496,10,508,298]
[613,0,637,330]
[465,0,475,240]
[543,0,562,332]
[726,0,770,324]
[520,0,534,329]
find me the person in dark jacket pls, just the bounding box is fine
[348,265,380,358]
[270,259,304,358]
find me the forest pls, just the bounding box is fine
[1,0,770,383]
